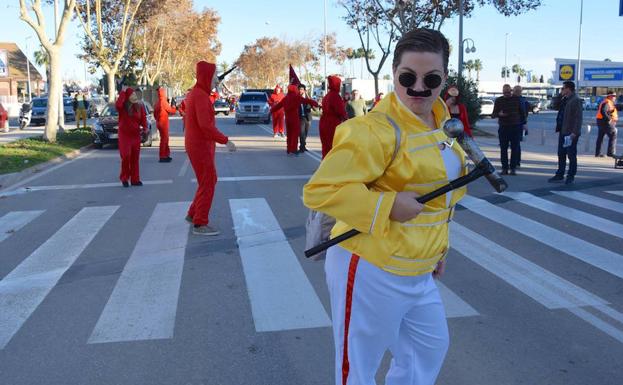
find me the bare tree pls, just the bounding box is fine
[19,0,76,142]
[74,0,146,102]
[340,0,397,95]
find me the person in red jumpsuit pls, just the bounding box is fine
[319,75,348,158]
[270,84,319,155]
[444,86,473,137]
[0,102,8,133]
[115,87,148,187]
[154,87,177,162]
[268,85,285,138]
[185,61,237,236]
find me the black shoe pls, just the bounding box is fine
[509,169,517,176]
[501,169,509,175]
[159,157,172,163]
[607,153,616,158]
[596,154,605,158]
[299,147,307,152]
[565,176,575,185]
[548,175,564,183]
[131,181,143,186]
[122,181,129,188]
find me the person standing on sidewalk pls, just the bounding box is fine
[268,85,285,138]
[492,84,525,175]
[513,85,529,167]
[298,84,313,152]
[319,75,348,158]
[346,89,367,119]
[549,81,583,185]
[73,90,89,130]
[305,28,467,385]
[115,87,148,188]
[595,92,618,157]
[154,87,177,163]
[185,61,237,236]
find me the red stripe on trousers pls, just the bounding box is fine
[342,254,360,385]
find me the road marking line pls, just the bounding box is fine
[0,206,118,349]
[229,198,331,331]
[451,222,607,309]
[0,211,44,243]
[191,175,312,183]
[88,201,190,344]
[178,158,190,177]
[567,307,623,344]
[0,180,173,197]
[459,196,623,279]
[436,281,479,318]
[0,150,95,194]
[551,191,623,214]
[605,191,623,198]
[503,191,623,240]
[258,124,323,161]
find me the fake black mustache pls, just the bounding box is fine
[406,88,432,97]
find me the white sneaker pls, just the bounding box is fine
[273,134,279,138]
[192,225,220,236]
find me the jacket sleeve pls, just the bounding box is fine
[195,93,229,144]
[164,101,177,114]
[331,94,348,121]
[302,97,319,108]
[115,91,127,112]
[563,98,583,136]
[491,98,500,118]
[303,120,397,237]
[271,98,284,113]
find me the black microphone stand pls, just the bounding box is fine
[304,159,496,258]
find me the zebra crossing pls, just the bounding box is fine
[0,189,622,350]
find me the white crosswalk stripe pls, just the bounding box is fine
[89,202,190,344]
[0,210,44,243]
[0,206,118,349]
[229,198,331,332]
[459,195,623,279]
[551,190,623,214]
[503,191,623,240]
[605,190,623,197]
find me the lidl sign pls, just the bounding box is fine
[583,67,623,81]
[559,64,575,81]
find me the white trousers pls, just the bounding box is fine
[325,246,449,385]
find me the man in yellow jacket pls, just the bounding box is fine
[304,28,467,385]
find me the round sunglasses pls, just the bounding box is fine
[398,72,443,90]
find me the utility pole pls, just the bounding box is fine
[54,0,65,133]
[458,0,464,84]
[577,0,584,89]
[25,36,32,102]
[323,0,327,95]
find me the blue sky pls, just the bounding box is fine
[2,0,623,84]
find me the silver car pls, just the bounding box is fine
[235,91,271,124]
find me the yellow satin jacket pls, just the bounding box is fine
[303,92,468,276]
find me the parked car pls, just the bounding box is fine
[524,96,542,114]
[91,102,159,149]
[88,96,107,117]
[235,91,271,124]
[29,96,76,125]
[214,99,231,115]
[479,98,494,117]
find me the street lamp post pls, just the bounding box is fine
[458,0,464,83]
[323,0,327,95]
[25,36,32,102]
[577,0,584,89]
[504,32,511,80]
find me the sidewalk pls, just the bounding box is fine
[0,117,95,144]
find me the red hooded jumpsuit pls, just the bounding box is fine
[184,61,229,226]
[268,85,285,135]
[154,87,177,159]
[319,76,348,158]
[270,84,319,154]
[115,88,147,183]
[0,103,8,131]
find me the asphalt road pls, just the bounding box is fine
[1,115,622,385]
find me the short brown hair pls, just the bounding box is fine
[392,28,450,72]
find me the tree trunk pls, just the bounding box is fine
[106,70,117,103]
[373,73,379,97]
[44,50,61,142]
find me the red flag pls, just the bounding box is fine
[289,64,301,86]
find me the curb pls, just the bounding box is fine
[0,144,94,191]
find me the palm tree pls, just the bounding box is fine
[473,59,483,82]
[464,60,474,80]
[34,46,50,93]
[511,64,525,83]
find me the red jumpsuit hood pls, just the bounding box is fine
[125,87,135,98]
[327,76,341,92]
[273,85,282,94]
[196,61,216,93]
[287,84,298,94]
[157,87,167,100]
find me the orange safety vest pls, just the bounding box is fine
[596,98,618,121]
